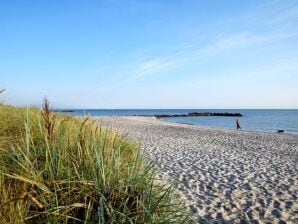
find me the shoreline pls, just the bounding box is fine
[87,115,297,137]
[159,118,298,136]
[91,116,298,223]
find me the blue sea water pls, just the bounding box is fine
[64,109,298,134]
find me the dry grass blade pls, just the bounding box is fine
[41,97,55,141]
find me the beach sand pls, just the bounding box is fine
[92,116,298,223]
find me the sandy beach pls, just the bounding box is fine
[92,116,298,223]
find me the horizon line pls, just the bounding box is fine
[52,107,298,110]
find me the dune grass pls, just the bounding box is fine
[0,99,190,223]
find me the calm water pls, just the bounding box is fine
[64,109,298,134]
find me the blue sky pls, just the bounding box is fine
[1,0,298,108]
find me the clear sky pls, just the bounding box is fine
[1,0,298,109]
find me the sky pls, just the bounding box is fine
[0,0,298,109]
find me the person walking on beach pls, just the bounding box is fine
[236,119,241,130]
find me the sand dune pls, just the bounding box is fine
[92,116,298,223]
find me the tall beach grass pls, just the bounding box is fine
[0,99,190,223]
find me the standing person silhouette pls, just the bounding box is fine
[236,119,241,130]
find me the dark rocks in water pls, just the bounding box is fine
[277,129,284,133]
[152,112,242,118]
[52,109,75,113]
[187,112,242,117]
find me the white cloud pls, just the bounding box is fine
[132,57,178,79]
[117,0,298,82]
[124,29,297,81]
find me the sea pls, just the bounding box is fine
[62,109,298,135]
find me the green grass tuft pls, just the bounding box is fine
[0,100,190,223]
